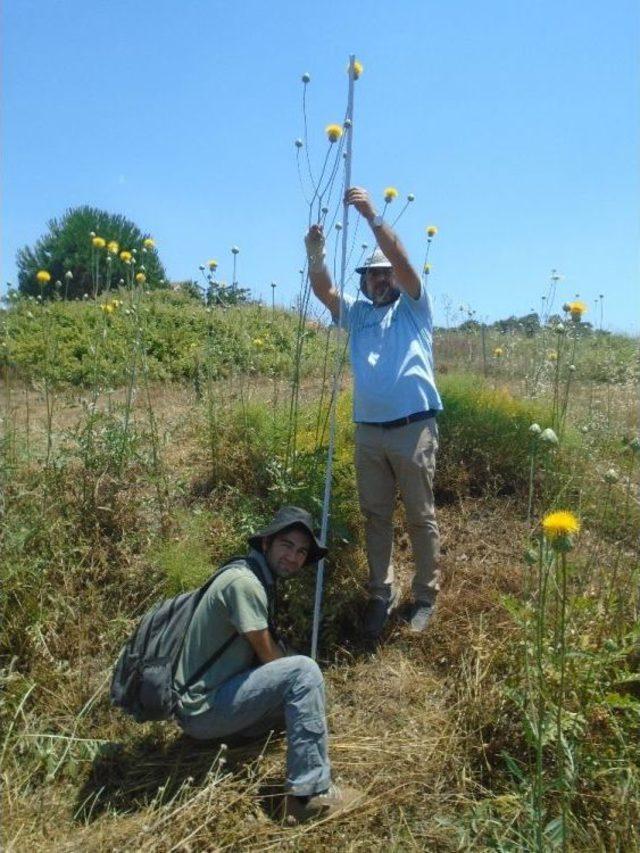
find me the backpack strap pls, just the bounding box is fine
[175,555,273,694]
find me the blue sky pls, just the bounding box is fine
[3,0,638,331]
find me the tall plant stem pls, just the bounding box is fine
[556,550,569,853]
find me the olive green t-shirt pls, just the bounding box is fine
[175,555,272,716]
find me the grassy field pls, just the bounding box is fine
[1,291,639,851]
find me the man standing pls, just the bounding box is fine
[305,188,443,641]
[174,506,360,822]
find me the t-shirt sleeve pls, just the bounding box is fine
[221,573,269,634]
[333,292,357,329]
[403,282,434,332]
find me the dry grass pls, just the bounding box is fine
[2,496,540,852]
[2,363,639,851]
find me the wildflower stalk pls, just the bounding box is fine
[527,441,538,526]
[555,549,569,852]
[534,533,549,852]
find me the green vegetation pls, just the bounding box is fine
[1,294,639,850]
[15,206,167,298]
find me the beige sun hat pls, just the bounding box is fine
[355,247,392,274]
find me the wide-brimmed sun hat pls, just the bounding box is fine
[355,247,393,275]
[247,506,328,565]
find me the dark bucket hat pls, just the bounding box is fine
[247,506,328,565]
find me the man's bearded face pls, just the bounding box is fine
[365,267,397,305]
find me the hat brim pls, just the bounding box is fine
[355,261,393,275]
[248,522,328,565]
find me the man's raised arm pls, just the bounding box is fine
[346,187,422,299]
[305,224,340,320]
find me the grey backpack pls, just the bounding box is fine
[110,556,267,722]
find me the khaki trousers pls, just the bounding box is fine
[354,418,440,605]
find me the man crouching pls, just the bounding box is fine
[174,506,361,822]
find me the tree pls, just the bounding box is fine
[17,206,168,299]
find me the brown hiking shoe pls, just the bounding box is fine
[283,784,363,823]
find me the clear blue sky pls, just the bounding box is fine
[3,0,639,332]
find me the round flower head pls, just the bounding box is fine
[253,338,264,347]
[92,236,106,249]
[295,138,303,148]
[426,225,438,238]
[143,238,155,249]
[423,263,431,275]
[555,323,566,334]
[65,270,73,280]
[135,272,146,284]
[349,59,363,79]
[548,350,558,361]
[343,118,352,129]
[107,240,119,254]
[302,72,311,84]
[335,222,342,231]
[325,124,343,143]
[603,468,619,484]
[542,510,580,550]
[529,423,542,435]
[119,250,132,263]
[493,347,503,357]
[384,187,399,203]
[321,206,329,214]
[231,246,240,255]
[36,270,51,283]
[207,259,218,271]
[407,193,415,202]
[567,300,587,321]
[540,427,559,446]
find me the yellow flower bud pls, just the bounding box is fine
[325,124,343,143]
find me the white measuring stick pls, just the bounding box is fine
[311,54,356,661]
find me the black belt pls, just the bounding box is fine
[362,410,438,429]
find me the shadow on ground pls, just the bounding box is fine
[73,730,285,823]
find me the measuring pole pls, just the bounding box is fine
[311,54,356,661]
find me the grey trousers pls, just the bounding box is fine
[177,656,331,797]
[355,418,440,605]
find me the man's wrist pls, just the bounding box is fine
[368,213,384,229]
[307,251,326,273]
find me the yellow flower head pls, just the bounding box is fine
[92,236,106,249]
[423,263,432,275]
[325,123,343,143]
[567,300,587,321]
[493,346,503,357]
[107,240,119,254]
[384,187,399,203]
[135,272,146,284]
[36,270,51,283]
[542,510,580,541]
[253,337,264,347]
[119,250,132,262]
[350,59,364,79]
[143,238,155,249]
[548,350,558,361]
[208,259,218,271]
[100,302,115,314]
[426,225,438,238]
